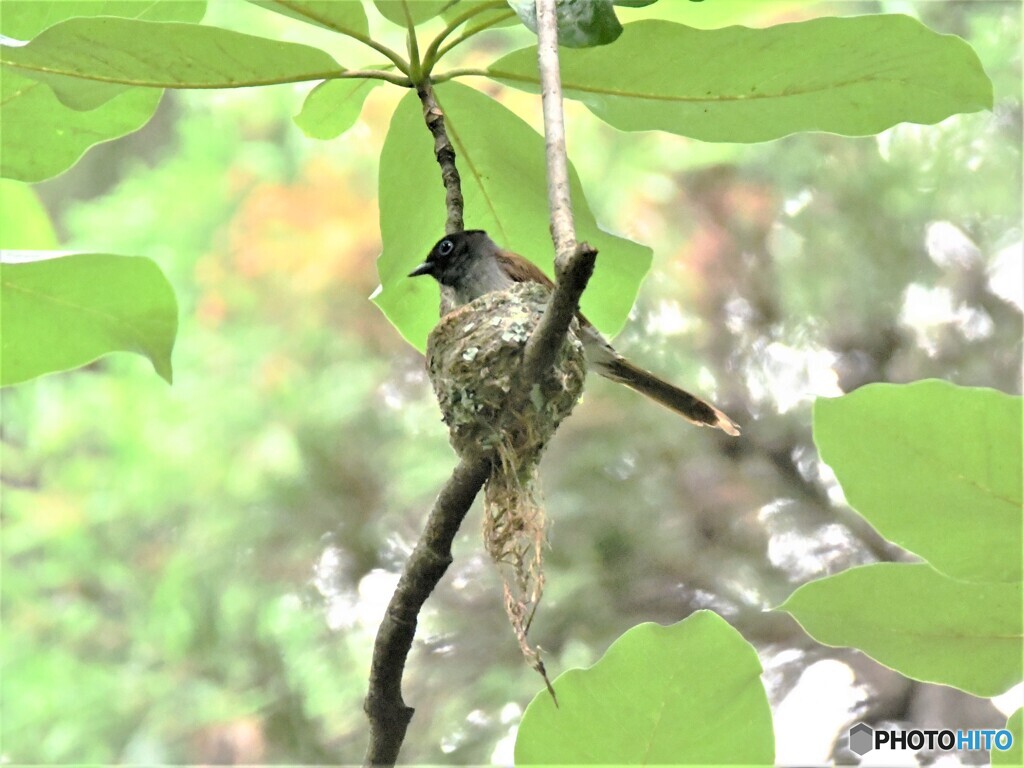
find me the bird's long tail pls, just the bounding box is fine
[596,356,741,436]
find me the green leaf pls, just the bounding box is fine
[373,0,447,27]
[0,18,342,111]
[294,77,382,139]
[487,15,994,141]
[508,0,623,47]
[374,82,652,351]
[0,181,59,249]
[780,563,1023,698]
[992,708,1023,766]
[515,611,774,764]
[0,0,206,39]
[244,0,369,36]
[814,381,1022,583]
[0,72,163,183]
[0,0,202,183]
[0,253,178,386]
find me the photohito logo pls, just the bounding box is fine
[848,722,1014,756]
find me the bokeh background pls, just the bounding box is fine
[1,0,1021,764]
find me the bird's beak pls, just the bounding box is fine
[408,262,434,278]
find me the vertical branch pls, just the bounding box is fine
[418,79,465,234]
[523,0,598,380]
[535,0,577,268]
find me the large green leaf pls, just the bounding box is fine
[244,0,368,36]
[0,0,203,182]
[373,0,447,27]
[814,381,1022,583]
[0,254,178,386]
[992,708,1023,766]
[0,75,163,183]
[515,611,774,764]
[780,563,1023,698]
[294,77,382,139]
[487,15,993,141]
[374,82,652,351]
[0,18,342,111]
[0,0,206,38]
[0,181,59,249]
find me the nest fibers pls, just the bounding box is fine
[427,282,586,690]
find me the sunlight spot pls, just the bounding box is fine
[987,240,1023,310]
[774,660,864,766]
[925,220,981,270]
[744,340,842,414]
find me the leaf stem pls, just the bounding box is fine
[421,0,510,73]
[342,33,412,76]
[429,66,490,83]
[403,2,423,83]
[264,0,412,75]
[332,69,412,87]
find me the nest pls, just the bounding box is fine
[426,282,586,692]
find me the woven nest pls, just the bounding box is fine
[426,282,586,463]
[426,282,586,693]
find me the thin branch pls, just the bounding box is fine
[421,0,509,72]
[535,0,577,267]
[417,79,465,233]
[362,456,492,767]
[522,0,597,378]
[522,243,597,380]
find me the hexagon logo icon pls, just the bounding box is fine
[849,722,874,755]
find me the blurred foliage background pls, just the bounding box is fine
[1,0,1021,764]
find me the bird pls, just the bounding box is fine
[408,230,740,436]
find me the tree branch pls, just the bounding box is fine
[535,0,577,267]
[363,456,491,766]
[364,5,596,762]
[364,73,472,768]
[523,0,598,379]
[417,79,465,234]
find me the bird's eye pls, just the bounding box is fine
[438,239,454,256]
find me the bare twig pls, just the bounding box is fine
[363,456,491,766]
[535,0,577,267]
[417,80,465,233]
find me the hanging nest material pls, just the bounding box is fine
[426,282,586,694]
